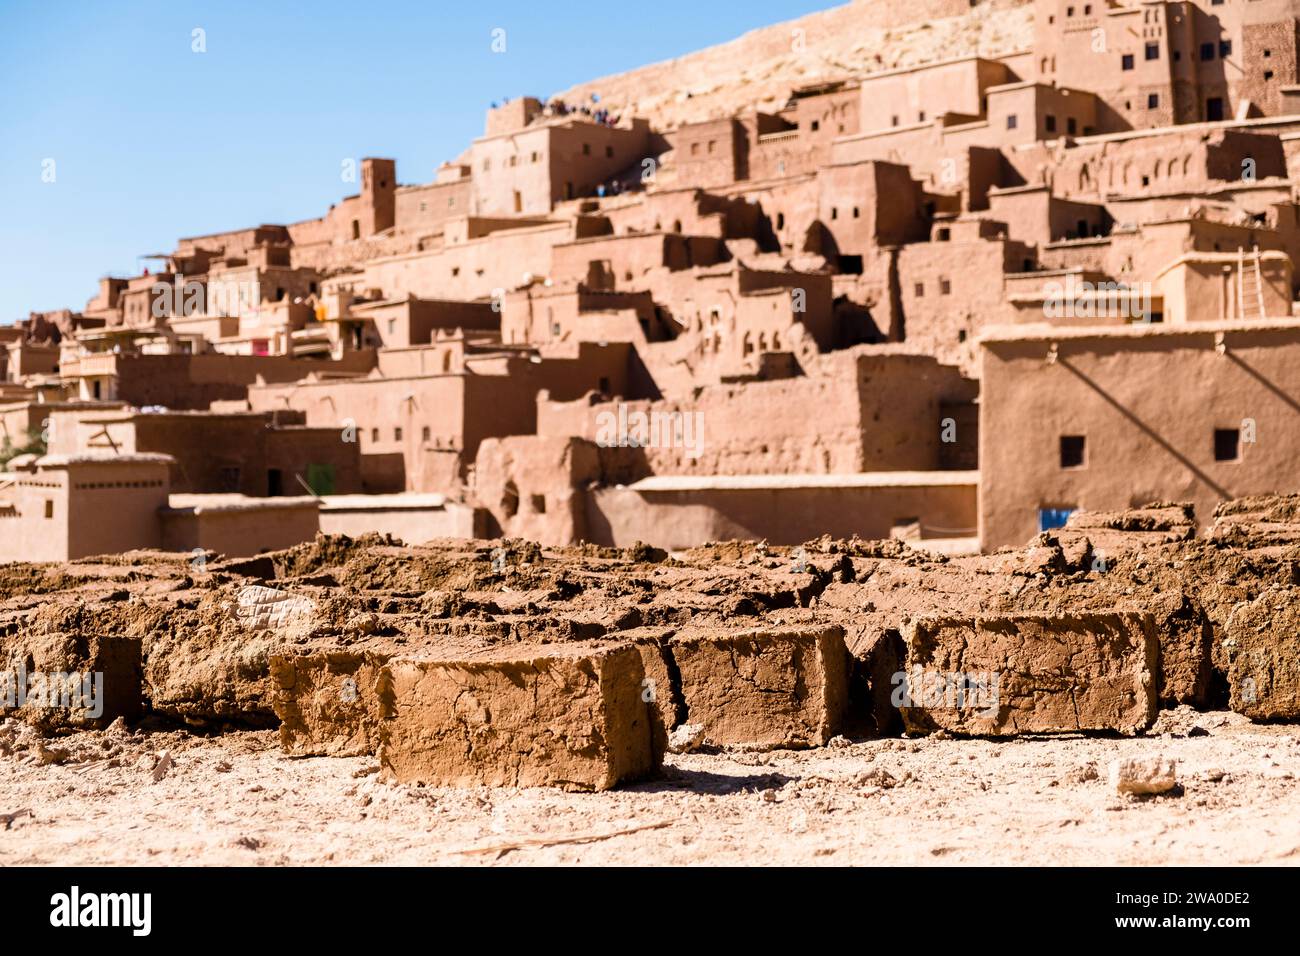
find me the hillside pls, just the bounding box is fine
[550,0,1035,130]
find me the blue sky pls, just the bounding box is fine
[0,0,833,322]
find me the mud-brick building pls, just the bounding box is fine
[980,319,1300,548]
[0,454,172,563]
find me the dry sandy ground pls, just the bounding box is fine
[1,707,1297,866]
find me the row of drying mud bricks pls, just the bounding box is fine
[267,603,1300,791]
[7,602,1293,790]
[269,629,848,791]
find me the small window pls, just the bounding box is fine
[852,206,860,218]
[1060,435,1086,469]
[1148,93,1160,109]
[1214,428,1240,462]
[582,143,591,155]
[1200,43,1215,61]
[1007,114,1018,129]
[1122,54,1134,70]
[810,120,820,131]
[939,278,952,295]
[1039,507,1075,532]
[1265,70,1275,81]
[918,111,926,121]
[395,427,403,441]
[831,207,838,220]
[1067,117,1078,135]
[914,282,925,298]
[605,145,613,158]
[937,227,951,241]
[44,500,54,519]
[422,426,431,441]
[1045,114,1057,133]
[1145,42,1159,61]
[1220,40,1232,58]
[370,428,379,442]
[891,115,899,127]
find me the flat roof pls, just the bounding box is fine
[164,493,319,514]
[625,471,978,492]
[38,452,175,467]
[318,493,451,512]
[981,318,1300,344]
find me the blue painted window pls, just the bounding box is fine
[1039,507,1075,532]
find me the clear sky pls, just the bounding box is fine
[0,0,835,323]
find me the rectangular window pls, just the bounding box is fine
[1122,54,1135,70]
[1039,507,1075,532]
[914,282,925,297]
[1145,42,1159,60]
[1148,93,1160,109]
[1067,117,1078,135]
[422,426,431,441]
[395,427,403,441]
[1220,40,1232,58]
[939,278,952,295]
[1007,114,1018,129]
[1214,428,1240,462]
[1045,115,1057,133]
[1200,43,1215,61]
[44,500,54,519]
[1060,435,1086,469]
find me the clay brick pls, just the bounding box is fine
[628,632,681,757]
[1148,591,1213,707]
[1225,587,1300,720]
[377,642,661,790]
[270,649,391,757]
[668,626,848,747]
[0,632,141,729]
[899,613,1158,736]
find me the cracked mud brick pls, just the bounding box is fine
[0,633,142,728]
[899,614,1158,736]
[1148,591,1212,707]
[377,642,661,790]
[668,626,848,747]
[1225,587,1300,720]
[271,649,392,756]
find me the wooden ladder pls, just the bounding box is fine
[1237,246,1267,320]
